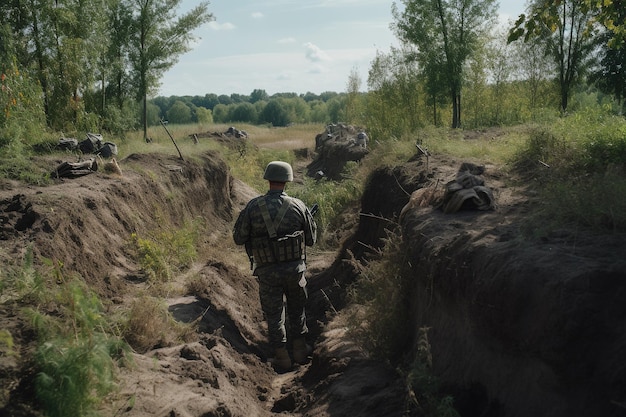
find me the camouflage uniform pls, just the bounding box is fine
[233,189,317,349]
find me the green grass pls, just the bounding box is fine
[126,214,202,298]
[25,276,129,417]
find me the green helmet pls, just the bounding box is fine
[263,161,293,182]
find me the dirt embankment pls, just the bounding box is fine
[1,143,625,417]
[0,150,408,417]
[358,153,626,417]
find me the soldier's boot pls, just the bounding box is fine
[292,338,310,364]
[271,347,292,372]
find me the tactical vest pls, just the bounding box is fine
[250,197,305,265]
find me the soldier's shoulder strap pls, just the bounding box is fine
[258,197,293,239]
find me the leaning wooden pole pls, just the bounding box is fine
[160,119,184,161]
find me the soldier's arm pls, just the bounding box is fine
[233,206,251,245]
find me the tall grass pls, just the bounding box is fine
[25,273,129,417]
[512,110,626,235]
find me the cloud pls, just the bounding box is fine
[304,42,331,63]
[276,71,294,81]
[208,21,236,31]
[251,11,264,19]
[307,64,328,75]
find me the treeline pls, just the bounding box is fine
[149,90,348,127]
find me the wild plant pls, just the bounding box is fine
[26,277,129,417]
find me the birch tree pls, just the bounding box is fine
[392,0,497,128]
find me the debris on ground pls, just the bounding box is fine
[189,126,251,155]
[307,123,369,180]
[441,161,496,213]
[51,158,98,178]
[57,132,118,158]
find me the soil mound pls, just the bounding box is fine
[355,151,626,417]
[307,124,369,180]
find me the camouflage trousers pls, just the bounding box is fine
[257,267,308,349]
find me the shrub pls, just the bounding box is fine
[28,278,128,417]
[512,111,626,234]
[128,220,199,285]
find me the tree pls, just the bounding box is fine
[230,93,250,103]
[344,66,362,124]
[259,99,290,126]
[513,36,556,110]
[196,106,213,123]
[166,100,192,124]
[509,0,626,48]
[129,0,213,141]
[105,0,134,112]
[309,100,329,123]
[586,5,626,109]
[250,89,269,103]
[326,97,343,123]
[212,103,229,123]
[511,0,597,113]
[231,102,258,123]
[203,93,220,110]
[217,94,232,105]
[392,0,497,128]
[367,46,424,138]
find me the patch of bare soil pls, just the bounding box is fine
[0,128,624,417]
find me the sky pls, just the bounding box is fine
[158,0,527,97]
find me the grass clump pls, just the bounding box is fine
[128,219,200,287]
[512,111,626,235]
[0,247,46,303]
[25,273,129,417]
[344,231,460,416]
[121,296,196,353]
[345,230,411,360]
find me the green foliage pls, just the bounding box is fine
[231,102,258,123]
[0,330,15,357]
[27,278,128,417]
[259,99,290,126]
[513,109,626,234]
[0,62,46,150]
[128,219,200,284]
[195,106,213,124]
[166,100,193,124]
[103,101,140,134]
[35,333,121,417]
[527,173,626,234]
[0,247,48,304]
[392,0,498,128]
[291,175,362,247]
[405,333,460,417]
[345,231,410,360]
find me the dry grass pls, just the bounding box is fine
[121,123,323,158]
[123,296,196,353]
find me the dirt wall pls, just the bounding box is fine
[385,155,626,417]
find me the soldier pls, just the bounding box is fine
[233,161,317,372]
[356,131,368,149]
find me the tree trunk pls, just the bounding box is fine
[451,91,462,129]
[143,94,148,142]
[560,89,568,114]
